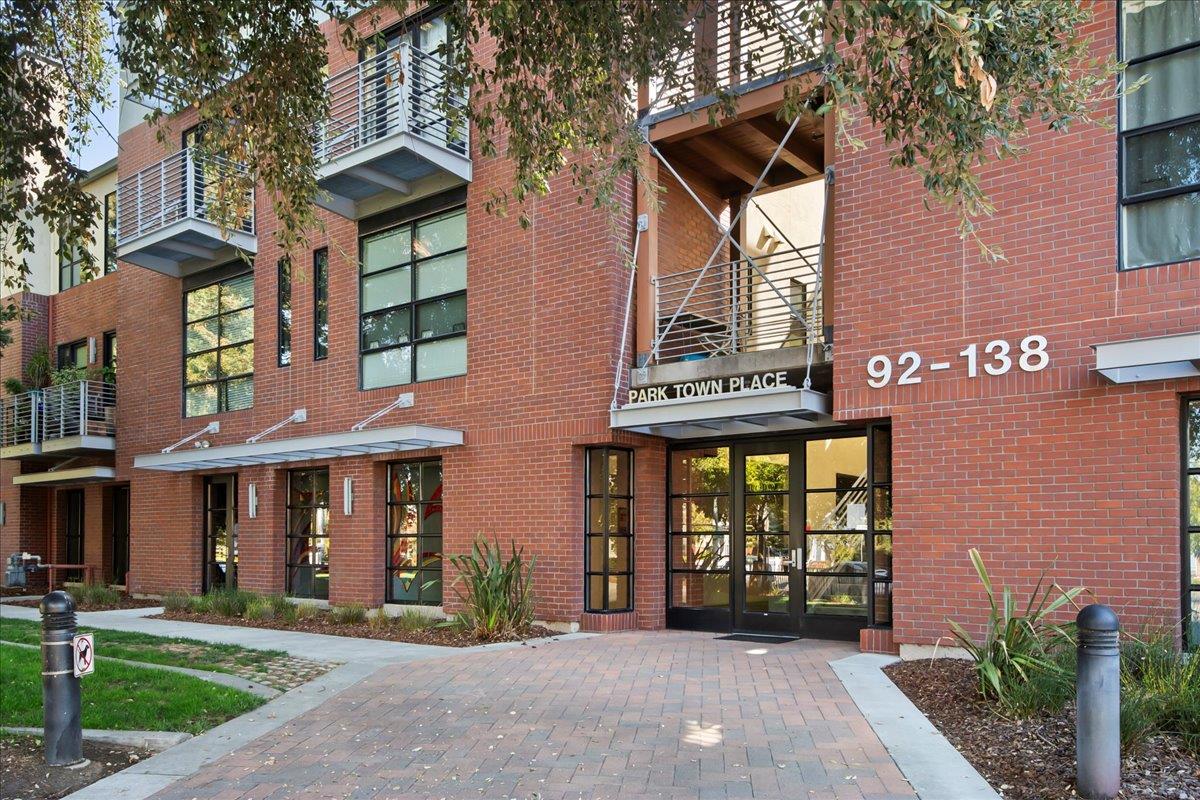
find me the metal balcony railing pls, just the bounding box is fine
[116,147,254,246]
[648,0,820,120]
[316,41,468,164]
[650,243,823,364]
[0,390,40,450]
[41,381,117,442]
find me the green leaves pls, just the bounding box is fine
[446,537,537,640]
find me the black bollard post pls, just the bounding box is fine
[40,590,84,767]
[1076,603,1120,800]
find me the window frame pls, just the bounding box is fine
[102,331,116,370]
[103,191,118,274]
[1117,1,1200,271]
[385,459,444,605]
[56,339,88,369]
[584,447,635,613]
[285,468,331,600]
[58,240,83,291]
[313,248,329,361]
[277,256,292,367]
[1183,396,1200,647]
[358,204,467,390]
[182,270,255,418]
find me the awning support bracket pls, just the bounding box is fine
[162,421,220,453]
[247,409,307,443]
[352,393,414,431]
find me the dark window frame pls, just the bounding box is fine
[58,240,83,291]
[103,191,118,274]
[182,270,254,417]
[64,489,84,581]
[385,459,444,605]
[56,339,88,369]
[277,256,292,367]
[1117,2,1200,271]
[202,474,238,592]
[286,468,331,600]
[358,204,467,390]
[313,248,329,361]
[102,330,117,370]
[667,445,733,616]
[585,447,635,613]
[1183,396,1200,647]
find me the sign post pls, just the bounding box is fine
[39,591,85,767]
[72,633,94,677]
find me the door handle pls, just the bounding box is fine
[790,547,802,567]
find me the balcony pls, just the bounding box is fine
[116,148,256,277]
[0,382,116,461]
[642,242,827,384]
[315,42,472,220]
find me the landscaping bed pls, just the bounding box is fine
[4,595,160,611]
[158,607,560,647]
[886,657,1200,800]
[0,734,153,800]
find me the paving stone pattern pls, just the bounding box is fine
[152,631,914,799]
[236,655,337,691]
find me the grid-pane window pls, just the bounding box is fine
[871,427,893,626]
[585,448,633,612]
[386,460,443,605]
[1120,0,1200,269]
[104,192,117,274]
[277,257,292,366]
[203,475,238,591]
[360,207,466,388]
[286,468,330,599]
[64,490,83,580]
[804,436,870,618]
[57,339,87,369]
[184,272,254,416]
[1186,400,1200,646]
[669,447,731,610]
[59,240,83,290]
[313,248,329,360]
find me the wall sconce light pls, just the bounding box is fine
[87,336,97,365]
[343,477,353,516]
[247,483,258,519]
[0,501,6,526]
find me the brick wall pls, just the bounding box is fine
[833,2,1199,646]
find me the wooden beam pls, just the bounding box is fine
[743,116,821,177]
[649,70,822,144]
[682,136,772,189]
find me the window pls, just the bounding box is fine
[286,468,330,599]
[1185,399,1200,646]
[184,272,254,416]
[102,331,116,370]
[669,447,732,610]
[1119,0,1200,269]
[56,339,88,369]
[58,240,83,290]
[104,192,117,274]
[585,448,633,612]
[277,257,292,366]
[313,248,329,360]
[360,206,466,389]
[203,475,237,591]
[386,460,443,604]
[64,490,84,582]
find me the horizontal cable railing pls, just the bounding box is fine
[41,381,117,441]
[316,41,469,164]
[116,147,254,246]
[651,243,823,364]
[648,0,820,119]
[0,391,40,449]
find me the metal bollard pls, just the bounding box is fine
[40,590,84,767]
[1076,603,1120,800]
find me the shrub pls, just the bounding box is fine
[72,583,120,609]
[277,602,299,625]
[1000,644,1076,717]
[392,608,435,632]
[331,603,367,625]
[367,607,393,631]
[447,538,536,640]
[208,587,257,618]
[162,591,193,613]
[267,594,293,617]
[188,593,213,614]
[947,548,1083,707]
[294,602,320,621]
[244,598,274,621]
[1120,630,1200,755]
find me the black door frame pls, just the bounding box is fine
[202,474,238,591]
[111,485,130,585]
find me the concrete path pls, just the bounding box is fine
[146,631,917,800]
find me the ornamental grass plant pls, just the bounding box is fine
[446,538,536,640]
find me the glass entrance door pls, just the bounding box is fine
[203,475,238,591]
[734,446,800,633]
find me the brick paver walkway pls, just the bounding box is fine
[152,631,915,800]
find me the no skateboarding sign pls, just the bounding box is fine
[72,633,94,677]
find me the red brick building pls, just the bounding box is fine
[3,1,1198,655]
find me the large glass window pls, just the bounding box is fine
[313,248,329,360]
[804,436,871,617]
[386,460,443,604]
[286,468,330,600]
[1185,399,1200,646]
[56,339,87,369]
[277,257,292,366]
[585,448,633,612]
[104,191,117,274]
[360,206,466,389]
[669,447,731,610]
[59,240,83,291]
[1120,0,1200,269]
[184,272,254,416]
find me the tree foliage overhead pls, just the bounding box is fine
[3,0,1122,293]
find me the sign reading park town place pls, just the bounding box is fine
[628,371,790,404]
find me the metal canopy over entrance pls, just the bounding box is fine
[611,386,832,439]
[13,466,116,486]
[1092,331,1200,384]
[133,424,463,472]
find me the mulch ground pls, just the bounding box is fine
[885,658,1200,799]
[0,734,153,800]
[156,610,562,647]
[4,596,161,611]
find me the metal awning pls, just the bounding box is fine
[134,424,464,472]
[1092,331,1200,384]
[13,466,116,486]
[610,386,833,439]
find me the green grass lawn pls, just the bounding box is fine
[0,643,264,734]
[0,617,285,675]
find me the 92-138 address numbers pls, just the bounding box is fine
[866,335,1048,388]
